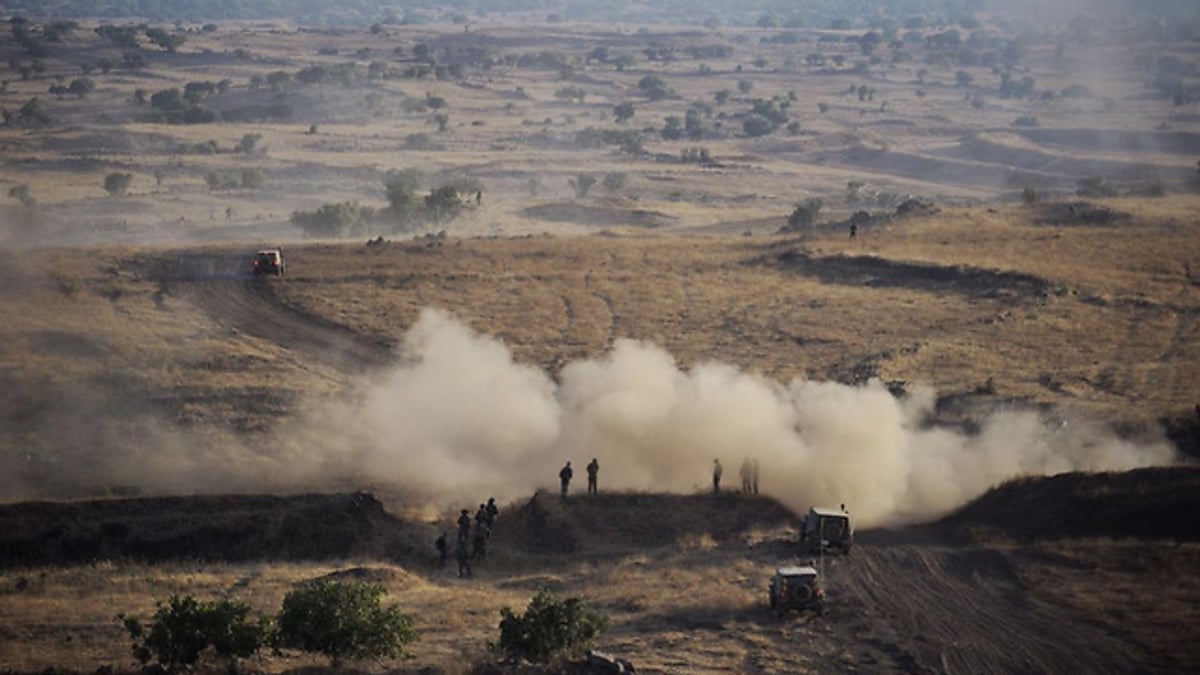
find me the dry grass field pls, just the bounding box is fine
[1,8,1200,675]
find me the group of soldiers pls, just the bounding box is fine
[435,497,498,578]
[711,457,761,494]
[558,458,600,497]
[437,455,760,577]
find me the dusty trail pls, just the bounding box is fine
[820,531,1143,674]
[160,252,393,372]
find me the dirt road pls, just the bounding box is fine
[160,252,393,372]
[816,530,1146,674]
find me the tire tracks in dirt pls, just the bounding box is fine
[821,531,1144,674]
[158,253,393,373]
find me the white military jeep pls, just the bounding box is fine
[768,564,826,615]
[800,506,853,554]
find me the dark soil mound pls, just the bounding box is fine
[940,466,1200,542]
[767,249,1049,301]
[520,203,675,229]
[1033,201,1130,226]
[505,490,798,555]
[0,492,427,568]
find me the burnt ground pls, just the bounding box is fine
[765,247,1051,302]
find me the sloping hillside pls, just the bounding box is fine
[940,465,1200,542]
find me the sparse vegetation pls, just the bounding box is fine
[1077,176,1118,198]
[8,183,36,208]
[569,173,597,199]
[1,10,1200,673]
[291,201,375,238]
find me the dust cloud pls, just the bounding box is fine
[340,308,1177,528]
[1,306,1176,526]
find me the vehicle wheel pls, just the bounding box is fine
[769,592,777,610]
[791,585,812,603]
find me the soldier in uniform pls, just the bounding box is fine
[435,531,448,569]
[713,459,723,494]
[455,535,472,578]
[472,522,489,561]
[457,509,471,542]
[559,461,574,497]
[484,497,499,527]
[586,458,599,495]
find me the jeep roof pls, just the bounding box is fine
[776,565,819,577]
[809,507,849,518]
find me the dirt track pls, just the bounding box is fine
[161,252,393,372]
[823,532,1143,674]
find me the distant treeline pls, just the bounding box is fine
[5,0,1195,26]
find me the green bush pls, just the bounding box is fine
[121,595,267,670]
[496,591,607,664]
[205,171,240,191]
[291,201,375,238]
[275,580,416,664]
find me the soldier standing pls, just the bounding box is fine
[739,458,753,493]
[455,535,472,578]
[713,459,723,494]
[435,531,448,569]
[485,497,499,528]
[559,461,574,497]
[586,458,599,495]
[472,522,489,561]
[751,457,760,495]
[475,503,489,528]
[457,509,471,542]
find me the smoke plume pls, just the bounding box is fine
[341,308,1177,527]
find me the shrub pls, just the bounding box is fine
[275,580,416,664]
[8,184,36,208]
[291,201,375,238]
[424,184,464,222]
[205,171,240,190]
[742,114,775,137]
[603,172,628,193]
[120,595,267,670]
[569,173,597,199]
[1076,176,1117,198]
[786,198,823,229]
[405,133,443,150]
[68,77,95,98]
[240,168,265,189]
[496,591,608,664]
[103,172,133,196]
[1022,185,1040,204]
[236,133,263,154]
